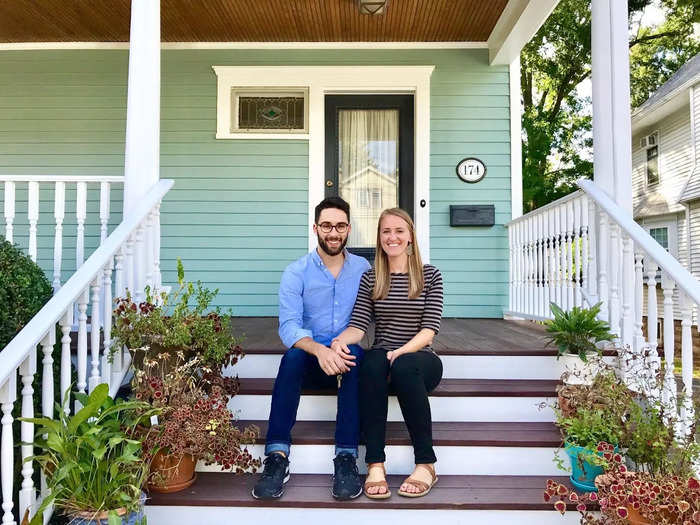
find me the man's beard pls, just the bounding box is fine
[317,233,348,256]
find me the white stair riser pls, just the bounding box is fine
[197,444,564,476]
[146,507,581,525]
[230,395,556,422]
[231,355,616,380]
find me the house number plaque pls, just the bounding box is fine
[456,158,486,183]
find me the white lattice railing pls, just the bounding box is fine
[0,179,173,524]
[506,178,697,439]
[1,175,125,293]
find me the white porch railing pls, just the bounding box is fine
[506,178,697,439]
[1,175,124,293]
[0,179,173,524]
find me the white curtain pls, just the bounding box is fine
[338,109,399,248]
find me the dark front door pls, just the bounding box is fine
[324,94,414,261]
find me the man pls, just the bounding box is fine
[252,197,371,501]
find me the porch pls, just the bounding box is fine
[147,316,576,524]
[0,0,695,524]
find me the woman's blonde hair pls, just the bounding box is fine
[372,208,424,300]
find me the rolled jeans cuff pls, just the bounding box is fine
[335,446,358,458]
[265,442,291,457]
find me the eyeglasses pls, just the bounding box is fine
[317,222,349,233]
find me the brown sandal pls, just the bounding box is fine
[397,464,438,498]
[364,463,391,499]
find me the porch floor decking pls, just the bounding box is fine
[231,317,553,356]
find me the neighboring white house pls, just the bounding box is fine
[632,52,700,320]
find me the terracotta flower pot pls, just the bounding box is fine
[147,450,197,493]
[69,492,147,525]
[625,506,652,525]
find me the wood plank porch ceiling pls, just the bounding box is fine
[0,0,508,43]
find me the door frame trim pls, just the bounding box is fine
[324,94,414,261]
[213,66,435,261]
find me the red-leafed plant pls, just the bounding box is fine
[546,442,700,524]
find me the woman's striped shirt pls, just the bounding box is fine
[348,264,444,353]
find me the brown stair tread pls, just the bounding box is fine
[232,317,616,356]
[147,473,578,510]
[238,378,560,397]
[238,420,561,447]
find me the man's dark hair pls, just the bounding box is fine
[314,196,350,224]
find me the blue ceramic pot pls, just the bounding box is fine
[69,492,147,525]
[564,443,615,493]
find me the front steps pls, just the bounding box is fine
[144,319,579,523]
[147,473,580,524]
[230,378,559,422]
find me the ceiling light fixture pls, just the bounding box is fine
[357,0,388,16]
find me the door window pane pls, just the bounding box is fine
[338,109,399,248]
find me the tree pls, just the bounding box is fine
[521,0,700,213]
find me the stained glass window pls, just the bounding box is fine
[232,90,307,132]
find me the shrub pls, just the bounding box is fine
[0,237,52,348]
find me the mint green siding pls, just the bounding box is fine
[0,49,511,317]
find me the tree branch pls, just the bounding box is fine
[629,31,682,48]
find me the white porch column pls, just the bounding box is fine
[123,0,160,301]
[592,0,635,346]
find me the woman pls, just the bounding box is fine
[331,208,443,499]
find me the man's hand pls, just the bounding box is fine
[316,345,355,376]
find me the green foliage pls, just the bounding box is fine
[559,408,624,451]
[110,258,242,370]
[22,384,157,524]
[0,237,52,348]
[545,302,613,360]
[521,0,700,212]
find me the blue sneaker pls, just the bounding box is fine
[331,452,362,500]
[252,453,290,500]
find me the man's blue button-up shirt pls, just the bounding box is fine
[278,249,371,349]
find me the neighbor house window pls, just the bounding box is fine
[644,132,659,186]
[649,227,668,250]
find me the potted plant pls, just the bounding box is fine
[556,410,623,492]
[111,259,260,492]
[546,302,614,385]
[548,446,700,525]
[133,353,260,493]
[20,384,156,525]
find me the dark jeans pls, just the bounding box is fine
[360,349,443,464]
[265,344,363,457]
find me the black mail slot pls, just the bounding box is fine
[450,205,495,226]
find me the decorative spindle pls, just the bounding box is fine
[89,277,101,392]
[621,234,635,349]
[1,372,17,525]
[597,210,609,321]
[660,273,677,417]
[633,252,645,353]
[115,245,126,300]
[27,182,39,262]
[19,351,37,519]
[53,181,66,292]
[76,289,89,401]
[153,203,162,293]
[679,292,695,438]
[103,260,115,389]
[60,309,73,414]
[3,181,15,243]
[608,222,621,337]
[565,200,574,308]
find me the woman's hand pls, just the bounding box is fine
[386,349,404,365]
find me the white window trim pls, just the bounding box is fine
[212,65,435,259]
[644,130,660,189]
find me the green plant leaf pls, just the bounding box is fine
[108,510,121,525]
[68,383,109,434]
